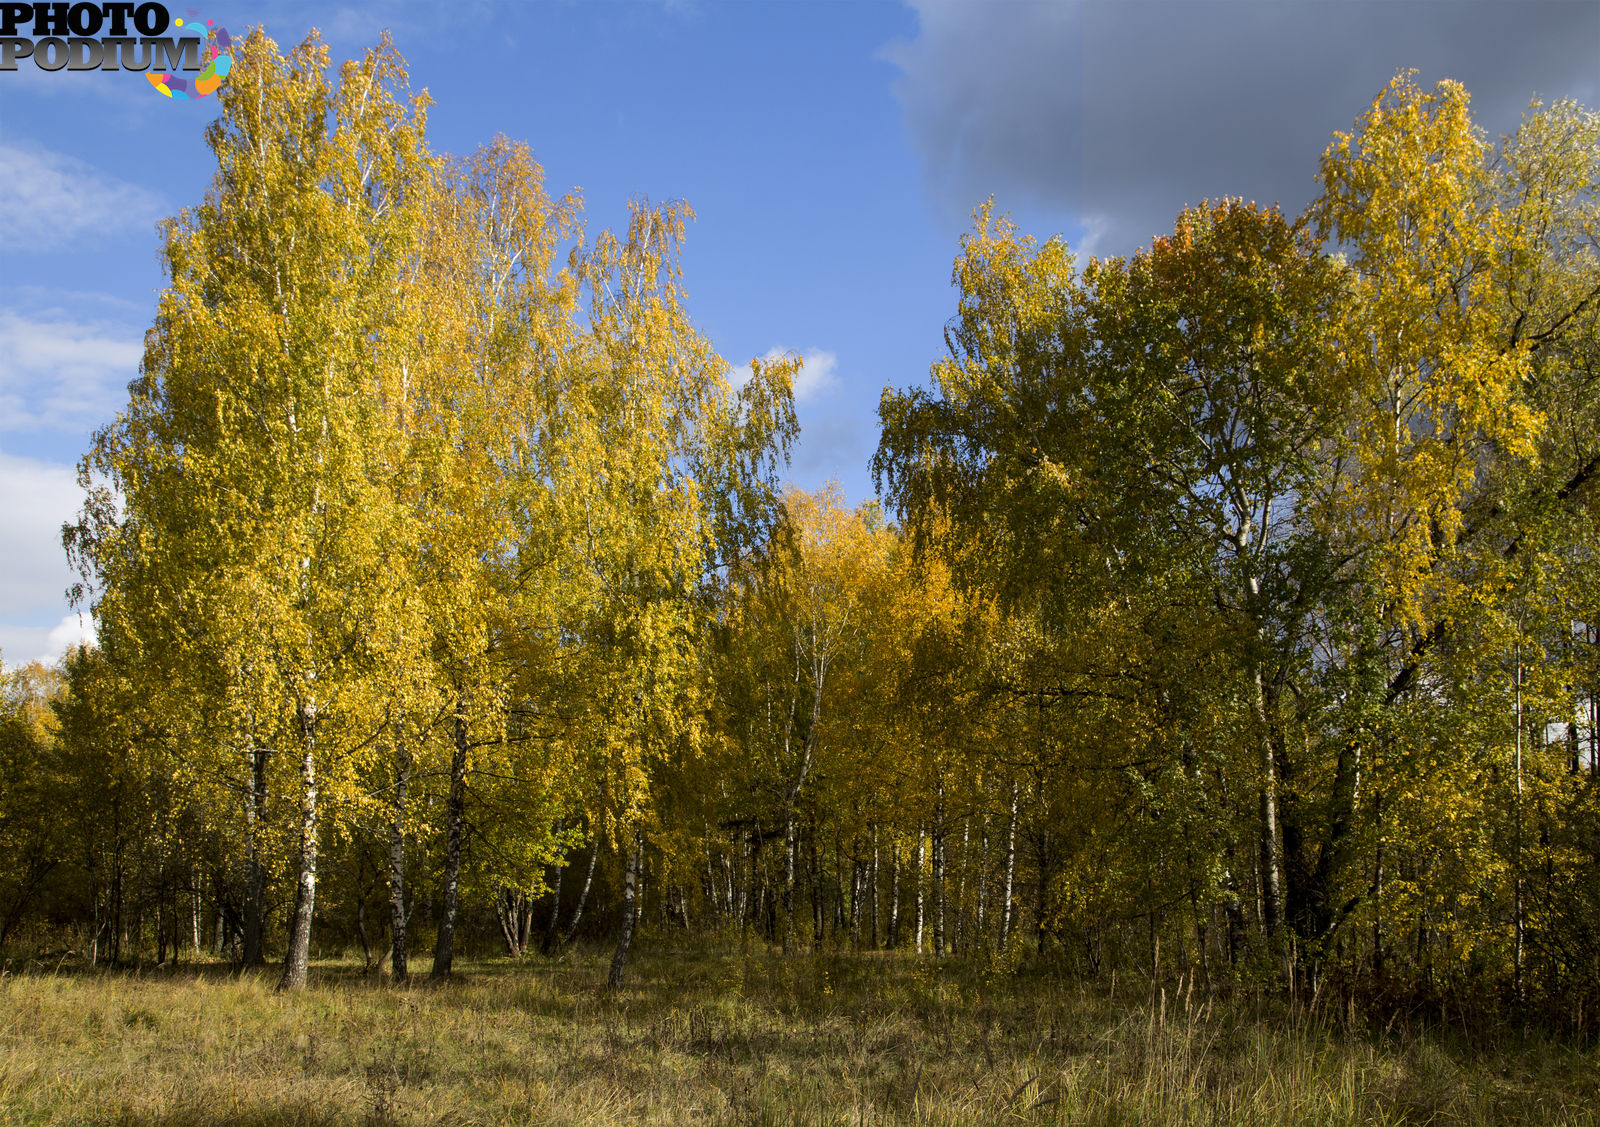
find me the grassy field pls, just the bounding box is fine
[2,944,1596,1126]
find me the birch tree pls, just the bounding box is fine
[70,30,437,990]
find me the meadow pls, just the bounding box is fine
[3,946,1597,1126]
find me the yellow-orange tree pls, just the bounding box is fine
[711,486,890,951]
[70,30,437,990]
[543,205,798,986]
[1307,76,1600,992]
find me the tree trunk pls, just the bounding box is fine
[731,833,745,930]
[356,898,373,968]
[783,806,798,954]
[809,835,824,948]
[870,825,880,948]
[242,739,268,966]
[277,705,319,992]
[608,828,643,989]
[741,831,755,933]
[431,708,470,979]
[976,818,991,944]
[157,876,168,967]
[1035,829,1049,956]
[704,831,718,922]
[496,888,525,957]
[388,733,410,981]
[841,835,854,940]
[541,856,564,955]
[954,819,969,954]
[561,833,601,946]
[1514,650,1525,1002]
[111,857,123,965]
[1371,844,1385,980]
[1253,667,1284,938]
[915,825,926,954]
[1001,780,1018,945]
[495,892,515,958]
[888,837,900,948]
[1222,860,1248,964]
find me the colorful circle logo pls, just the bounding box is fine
[148,15,232,100]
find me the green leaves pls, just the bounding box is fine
[872,76,1600,987]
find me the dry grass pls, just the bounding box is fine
[1,944,1596,1125]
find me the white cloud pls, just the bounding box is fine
[792,350,839,405]
[731,346,862,488]
[743,346,865,490]
[759,347,840,405]
[0,614,95,669]
[0,310,142,435]
[0,451,89,634]
[43,612,96,658]
[0,141,166,250]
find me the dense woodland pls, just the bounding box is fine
[2,31,1598,1018]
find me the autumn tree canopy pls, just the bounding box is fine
[8,53,1596,1014]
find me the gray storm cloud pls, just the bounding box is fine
[888,0,1600,254]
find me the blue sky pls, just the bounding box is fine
[2,0,1595,665]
